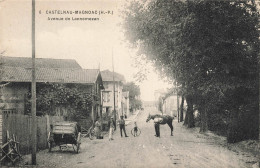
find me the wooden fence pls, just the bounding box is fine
[2,114,63,154]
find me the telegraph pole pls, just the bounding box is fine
[31,0,37,165]
[112,49,116,128]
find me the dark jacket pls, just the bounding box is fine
[118,118,125,125]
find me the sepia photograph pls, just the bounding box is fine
[0,0,259,167]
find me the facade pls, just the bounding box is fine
[0,56,104,134]
[101,70,126,118]
[163,95,180,117]
[154,89,166,110]
[154,88,181,117]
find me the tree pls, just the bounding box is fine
[122,0,259,142]
[123,82,142,112]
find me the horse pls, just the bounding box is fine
[146,114,174,136]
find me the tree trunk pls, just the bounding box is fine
[180,96,184,122]
[184,95,195,128]
[227,108,240,143]
[199,104,208,132]
[184,110,188,125]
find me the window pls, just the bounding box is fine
[102,91,111,102]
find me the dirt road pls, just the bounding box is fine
[22,106,259,168]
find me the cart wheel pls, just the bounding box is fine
[76,133,81,153]
[76,143,80,153]
[89,133,93,140]
[131,128,141,137]
[48,141,52,152]
[88,128,94,140]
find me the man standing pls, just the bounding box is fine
[118,115,128,137]
[154,122,160,137]
[154,117,162,138]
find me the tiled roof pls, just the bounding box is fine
[101,70,125,82]
[2,66,99,84]
[1,56,82,69]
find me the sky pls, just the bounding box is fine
[0,0,171,101]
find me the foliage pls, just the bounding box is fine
[123,0,259,93]
[122,0,259,141]
[123,82,142,111]
[26,83,93,117]
[130,98,143,112]
[132,54,151,82]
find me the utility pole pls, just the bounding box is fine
[98,63,103,130]
[31,0,37,165]
[112,49,116,128]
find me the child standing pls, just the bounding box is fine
[133,121,138,137]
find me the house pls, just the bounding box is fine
[0,56,81,114]
[163,95,179,117]
[154,89,166,110]
[100,70,125,118]
[154,88,180,117]
[0,56,104,144]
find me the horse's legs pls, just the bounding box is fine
[167,121,173,136]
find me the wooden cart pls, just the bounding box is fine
[47,121,81,153]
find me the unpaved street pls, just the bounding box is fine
[26,106,259,168]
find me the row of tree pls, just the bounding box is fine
[122,0,259,142]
